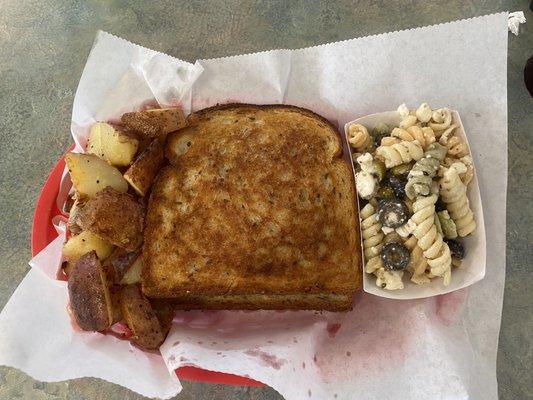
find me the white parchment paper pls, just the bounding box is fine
[0,13,508,400]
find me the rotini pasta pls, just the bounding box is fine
[361,203,405,290]
[436,123,457,142]
[440,157,474,185]
[424,142,448,160]
[391,126,435,149]
[360,203,384,273]
[410,194,452,284]
[353,102,477,291]
[429,108,452,134]
[459,156,474,185]
[441,135,469,158]
[439,156,455,177]
[439,164,476,237]
[380,136,400,146]
[415,102,432,123]
[399,114,418,129]
[437,210,458,239]
[348,123,372,152]
[405,158,439,199]
[376,140,424,168]
[404,235,428,277]
[405,142,447,199]
[396,218,416,237]
[397,103,410,118]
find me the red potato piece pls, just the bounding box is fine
[151,300,175,336]
[86,122,139,166]
[68,251,113,331]
[103,247,140,283]
[120,284,169,349]
[76,187,144,251]
[135,136,154,155]
[123,139,165,196]
[65,153,128,198]
[121,108,187,139]
[119,256,143,285]
[108,284,123,324]
[62,231,114,276]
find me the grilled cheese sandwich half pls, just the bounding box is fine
[142,104,361,311]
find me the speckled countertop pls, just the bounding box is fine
[0,1,531,399]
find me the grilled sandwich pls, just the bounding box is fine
[142,104,361,311]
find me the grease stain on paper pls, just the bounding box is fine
[244,348,286,370]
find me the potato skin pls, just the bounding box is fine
[68,251,113,331]
[120,284,168,349]
[108,284,123,324]
[123,139,165,196]
[121,108,186,139]
[76,187,144,251]
[151,300,174,336]
[103,247,140,283]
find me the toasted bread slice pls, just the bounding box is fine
[143,104,361,309]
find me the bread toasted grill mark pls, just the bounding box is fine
[143,104,361,309]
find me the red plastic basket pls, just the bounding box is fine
[31,150,264,387]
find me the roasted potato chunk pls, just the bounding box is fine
[103,247,140,283]
[63,231,114,268]
[66,153,128,198]
[119,256,143,285]
[108,284,123,324]
[87,122,139,166]
[152,300,174,336]
[123,139,165,196]
[68,251,113,331]
[76,187,144,251]
[121,284,168,349]
[121,108,186,138]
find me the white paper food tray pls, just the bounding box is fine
[344,110,486,300]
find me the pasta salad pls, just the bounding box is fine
[350,103,476,290]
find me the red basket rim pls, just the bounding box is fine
[31,149,264,388]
